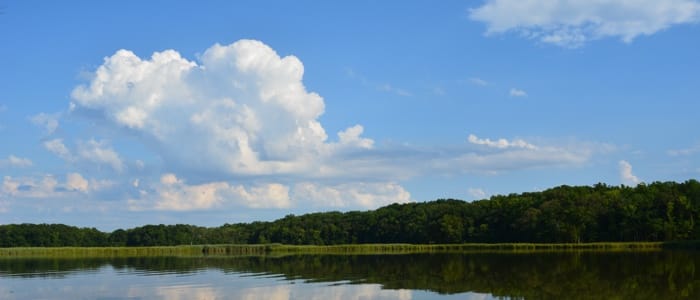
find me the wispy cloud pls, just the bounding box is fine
[42,138,125,173]
[468,134,536,150]
[432,86,446,96]
[509,88,527,97]
[346,67,412,97]
[30,112,61,135]
[469,77,489,86]
[0,155,33,168]
[43,138,73,161]
[668,143,700,156]
[470,0,700,48]
[0,105,6,131]
[76,139,125,173]
[468,187,487,199]
[378,83,413,97]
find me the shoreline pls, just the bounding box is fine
[2,241,699,258]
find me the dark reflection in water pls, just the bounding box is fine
[1,251,700,299]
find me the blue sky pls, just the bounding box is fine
[1,0,699,230]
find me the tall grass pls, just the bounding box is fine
[0,246,204,258]
[2,241,688,258]
[262,242,667,255]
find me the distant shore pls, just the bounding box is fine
[2,241,699,258]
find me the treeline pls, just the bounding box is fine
[1,180,700,247]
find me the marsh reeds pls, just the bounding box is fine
[0,246,204,258]
[2,241,693,258]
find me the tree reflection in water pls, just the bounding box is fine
[1,251,699,299]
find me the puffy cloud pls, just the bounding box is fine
[0,155,33,168]
[619,160,641,186]
[1,176,20,195]
[119,133,593,213]
[30,112,60,135]
[1,173,110,199]
[55,40,607,216]
[127,173,412,211]
[70,40,371,177]
[2,175,59,198]
[468,134,537,150]
[470,0,700,47]
[128,173,291,211]
[292,182,412,208]
[509,88,527,97]
[337,125,374,149]
[66,173,89,192]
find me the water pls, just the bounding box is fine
[1,251,699,299]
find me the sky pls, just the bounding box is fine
[1,0,699,231]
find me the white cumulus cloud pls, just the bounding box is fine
[52,40,608,214]
[619,160,641,186]
[65,173,89,192]
[128,173,291,211]
[337,125,374,149]
[1,173,110,199]
[470,0,700,47]
[70,40,372,177]
[127,174,412,211]
[2,175,57,198]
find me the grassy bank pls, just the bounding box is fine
[3,241,699,258]
[0,245,205,257]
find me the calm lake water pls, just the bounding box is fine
[1,251,699,299]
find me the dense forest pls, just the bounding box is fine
[1,180,699,247]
